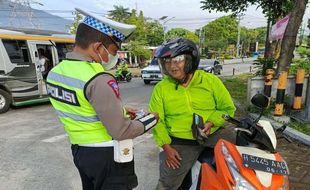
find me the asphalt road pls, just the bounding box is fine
[200,58,255,76]
[1,63,308,190]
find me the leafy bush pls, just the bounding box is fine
[253,57,276,76]
[224,54,234,59]
[297,47,310,59]
[289,59,310,75]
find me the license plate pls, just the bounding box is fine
[242,154,289,175]
[150,75,158,78]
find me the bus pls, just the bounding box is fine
[0,28,74,113]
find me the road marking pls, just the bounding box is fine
[42,134,68,143]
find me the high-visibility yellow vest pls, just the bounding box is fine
[46,60,113,144]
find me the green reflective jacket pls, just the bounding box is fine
[149,70,236,147]
[47,60,113,144]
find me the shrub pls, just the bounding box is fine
[289,59,310,75]
[253,57,276,76]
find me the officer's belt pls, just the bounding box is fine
[78,140,114,147]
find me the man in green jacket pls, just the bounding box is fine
[149,38,236,190]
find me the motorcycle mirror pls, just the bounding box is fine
[251,94,269,109]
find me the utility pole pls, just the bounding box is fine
[298,23,305,46]
[199,28,203,54]
[308,18,310,47]
[236,14,243,58]
[264,18,272,57]
[161,16,175,42]
[201,28,205,55]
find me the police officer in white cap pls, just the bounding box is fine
[46,8,158,190]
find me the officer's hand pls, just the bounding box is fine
[163,144,182,169]
[125,107,138,120]
[202,121,214,136]
[150,112,159,121]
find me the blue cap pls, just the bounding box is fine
[76,8,136,42]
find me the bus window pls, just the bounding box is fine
[2,40,31,65]
[55,42,74,62]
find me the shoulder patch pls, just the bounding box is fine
[107,80,120,98]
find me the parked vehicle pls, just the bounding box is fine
[141,58,223,85]
[183,94,290,190]
[141,58,163,84]
[0,28,74,113]
[198,59,222,75]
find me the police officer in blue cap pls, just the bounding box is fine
[47,8,158,190]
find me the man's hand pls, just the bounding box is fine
[162,144,182,169]
[202,121,214,136]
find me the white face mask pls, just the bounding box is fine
[98,44,119,70]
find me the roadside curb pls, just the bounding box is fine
[250,113,310,146]
[223,61,254,65]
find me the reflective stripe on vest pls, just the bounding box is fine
[55,110,100,122]
[48,71,85,89]
[47,60,112,144]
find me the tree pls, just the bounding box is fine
[118,8,163,61]
[277,0,308,73]
[69,11,83,34]
[202,15,238,51]
[126,40,152,63]
[145,21,164,46]
[200,0,306,74]
[108,5,130,22]
[240,27,266,54]
[125,9,147,42]
[206,40,227,51]
[200,0,293,23]
[165,28,199,43]
[253,27,267,44]
[201,0,293,57]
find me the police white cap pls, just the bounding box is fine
[75,8,136,43]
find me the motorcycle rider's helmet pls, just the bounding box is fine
[154,38,200,84]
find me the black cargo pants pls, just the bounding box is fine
[71,145,138,190]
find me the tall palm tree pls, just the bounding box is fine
[108,5,130,22]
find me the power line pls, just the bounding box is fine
[171,17,220,21]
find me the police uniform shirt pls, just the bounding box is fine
[66,52,145,140]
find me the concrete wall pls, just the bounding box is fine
[247,75,309,105]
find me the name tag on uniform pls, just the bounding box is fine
[47,82,80,106]
[113,139,133,163]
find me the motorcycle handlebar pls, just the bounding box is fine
[222,114,242,126]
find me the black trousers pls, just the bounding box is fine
[71,145,138,190]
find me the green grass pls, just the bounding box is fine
[221,74,251,104]
[289,121,310,136]
[222,74,310,136]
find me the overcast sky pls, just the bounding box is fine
[32,0,310,33]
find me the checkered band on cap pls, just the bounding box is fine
[83,16,126,41]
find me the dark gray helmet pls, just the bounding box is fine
[155,38,200,76]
